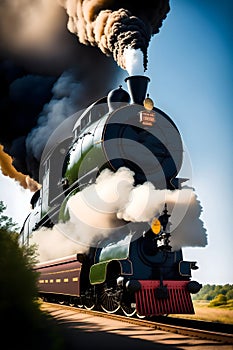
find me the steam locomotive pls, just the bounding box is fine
[20,75,202,317]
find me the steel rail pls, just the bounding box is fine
[41,302,233,345]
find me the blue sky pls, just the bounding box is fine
[145,0,233,285]
[0,0,232,285]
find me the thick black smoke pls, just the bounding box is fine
[0,1,121,180]
[59,0,170,70]
[0,0,170,181]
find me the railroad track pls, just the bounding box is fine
[41,302,233,345]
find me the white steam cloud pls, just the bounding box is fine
[124,48,145,76]
[30,167,207,262]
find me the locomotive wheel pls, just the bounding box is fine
[83,288,96,310]
[121,302,136,317]
[69,297,76,307]
[71,297,83,308]
[84,301,95,310]
[99,283,121,314]
[77,300,84,308]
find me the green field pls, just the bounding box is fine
[171,300,233,324]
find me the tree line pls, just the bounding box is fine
[192,282,233,307]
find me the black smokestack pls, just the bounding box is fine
[125,75,150,105]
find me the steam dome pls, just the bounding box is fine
[107,85,130,112]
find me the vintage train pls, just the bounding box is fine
[20,75,202,317]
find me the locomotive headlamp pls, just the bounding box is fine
[151,217,161,234]
[143,94,154,110]
[140,94,156,126]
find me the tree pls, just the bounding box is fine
[192,284,233,305]
[226,289,233,300]
[0,200,19,232]
[209,294,227,307]
[0,202,64,349]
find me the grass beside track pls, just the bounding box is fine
[170,301,233,324]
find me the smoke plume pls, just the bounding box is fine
[0,1,170,180]
[30,167,207,262]
[0,144,41,192]
[25,70,83,161]
[0,0,122,181]
[59,0,170,72]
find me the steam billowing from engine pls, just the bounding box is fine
[59,0,170,72]
[30,167,207,262]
